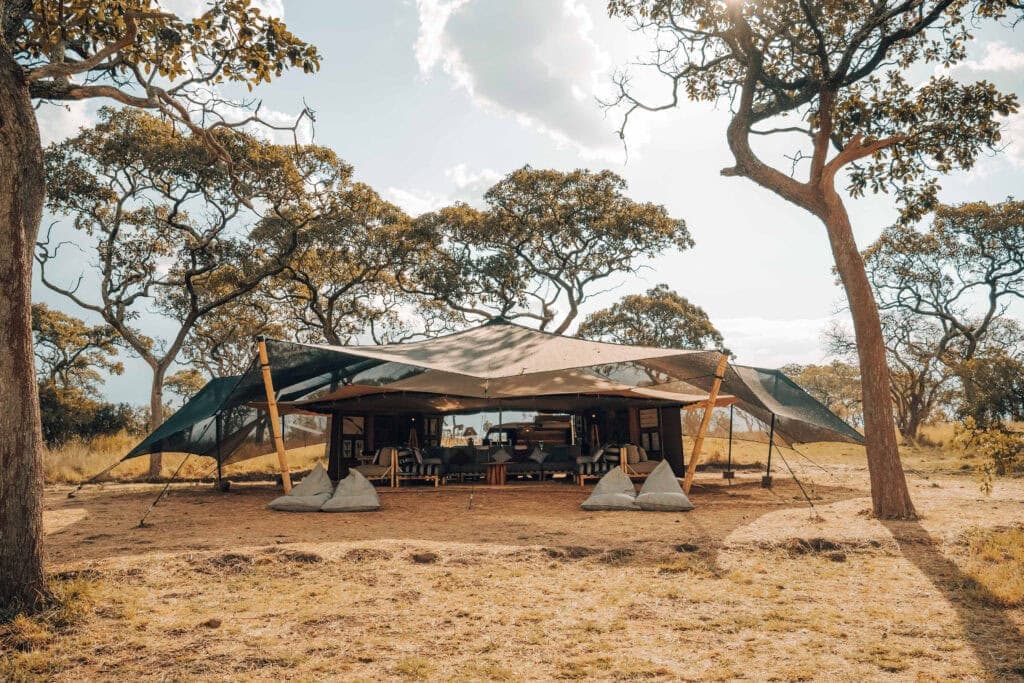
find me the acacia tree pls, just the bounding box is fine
[181,291,288,378]
[259,180,433,345]
[855,199,1024,438]
[1,0,317,608]
[38,109,340,477]
[866,199,1024,359]
[406,167,691,334]
[31,303,122,394]
[608,0,1021,518]
[577,283,724,349]
[956,344,1024,425]
[829,312,955,440]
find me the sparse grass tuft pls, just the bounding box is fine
[393,655,434,679]
[962,526,1024,607]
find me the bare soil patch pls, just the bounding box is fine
[7,464,1024,681]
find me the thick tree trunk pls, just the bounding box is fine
[0,45,46,608]
[819,194,916,519]
[148,368,166,478]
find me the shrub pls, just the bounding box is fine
[38,383,143,447]
[954,418,1024,493]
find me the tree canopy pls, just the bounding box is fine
[31,303,122,396]
[37,107,341,474]
[865,199,1024,359]
[16,0,320,162]
[608,0,1020,223]
[258,178,426,346]
[407,167,691,334]
[577,284,724,350]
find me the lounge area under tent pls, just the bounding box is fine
[124,319,863,494]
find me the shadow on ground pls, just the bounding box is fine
[883,520,1024,678]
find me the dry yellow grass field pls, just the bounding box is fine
[4,440,1023,681]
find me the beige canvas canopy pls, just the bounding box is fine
[126,319,864,467]
[274,321,735,414]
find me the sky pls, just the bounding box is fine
[32,0,1024,407]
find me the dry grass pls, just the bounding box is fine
[12,456,1024,681]
[43,433,327,484]
[961,526,1024,608]
[44,420,1017,487]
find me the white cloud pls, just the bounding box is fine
[1001,112,1024,168]
[36,101,97,146]
[386,187,451,216]
[952,41,1024,73]
[716,316,832,367]
[446,163,500,191]
[388,163,503,215]
[414,0,622,160]
[160,0,283,20]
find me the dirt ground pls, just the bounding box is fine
[13,463,1024,681]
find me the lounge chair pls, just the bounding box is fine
[576,447,615,487]
[396,448,441,487]
[621,444,660,478]
[355,447,397,486]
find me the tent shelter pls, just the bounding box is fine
[125,319,863,490]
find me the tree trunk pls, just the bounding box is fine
[0,44,46,608]
[820,194,916,519]
[148,368,166,478]
[899,414,921,444]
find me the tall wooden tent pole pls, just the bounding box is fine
[683,353,730,494]
[257,337,292,493]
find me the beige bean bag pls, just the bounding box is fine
[267,462,334,512]
[581,467,638,511]
[635,460,694,512]
[320,469,381,512]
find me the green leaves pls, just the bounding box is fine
[840,75,1018,223]
[577,284,724,350]
[610,1,1022,219]
[409,167,692,333]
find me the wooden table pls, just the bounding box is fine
[485,461,507,486]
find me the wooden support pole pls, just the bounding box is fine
[762,414,776,488]
[257,338,292,493]
[723,403,735,480]
[683,353,730,494]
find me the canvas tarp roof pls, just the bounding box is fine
[125,319,863,464]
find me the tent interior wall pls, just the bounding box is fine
[122,320,864,485]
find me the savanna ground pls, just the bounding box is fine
[4,431,1024,681]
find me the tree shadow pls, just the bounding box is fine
[882,520,1024,679]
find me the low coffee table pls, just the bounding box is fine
[485,461,507,486]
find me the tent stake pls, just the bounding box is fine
[257,337,292,493]
[762,414,775,488]
[683,353,729,494]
